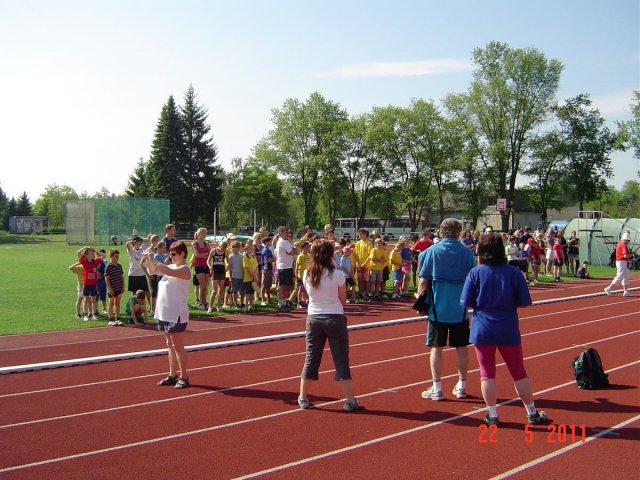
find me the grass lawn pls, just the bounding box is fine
[0,232,633,336]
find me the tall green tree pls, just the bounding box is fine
[220,157,243,231]
[445,41,563,230]
[4,198,17,229]
[268,92,349,225]
[339,114,385,223]
[145,95,189,222]
[524,132,567,226]
[16,192,32,216]
[0,186,8,230]
[180,85,223,226]
[33,184,79,227]
[554,94,623,212]
[126,158,150,197]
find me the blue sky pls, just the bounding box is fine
[1,0,638,201]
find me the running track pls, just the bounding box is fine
[0,277,638,479]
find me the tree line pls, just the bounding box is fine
[2,41,639,233]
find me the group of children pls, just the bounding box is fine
[70,246,153,326]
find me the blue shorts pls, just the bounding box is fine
[393,269,403,282]
[157,318,188,333]
[97,279,107,301]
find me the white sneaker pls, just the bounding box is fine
[260,302,267,306]
[421,386,444,401]
[91,315,98,321]
[623,291,632,297]
[83,315,89,322]
[207,307,213,314]
[343,398,362,412]
[452,384,467,399]
[604,287,612,296]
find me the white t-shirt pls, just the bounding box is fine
[275,238,294,269]
[154,266,191,323]
[304,268,345,315]
[127,247,146,276]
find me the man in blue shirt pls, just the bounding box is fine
[417,218,475,401]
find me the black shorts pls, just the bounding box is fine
[157,318,188,333]
[82,284,98,297]
[553,259,564,267]
[508,259,519,267]
[108,288,123,298]
[151,275,161,298]
[128,275,149,293]
[382,266,390,282]
[228,278,243,293]
[241,281,254,295]
[195,266,210,275]
[345,277,355,287]
[427,320,470,348]
[518,262,529,273]
[278,268,294,286]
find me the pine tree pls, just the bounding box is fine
[0,186,8,230]
[146,96,189,221]
[180,85,223,226]
[16,192,32,216]
[5,198,17,229]
[126,157,150,197]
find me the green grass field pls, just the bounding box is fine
[0,232,633,336]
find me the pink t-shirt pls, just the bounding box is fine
[193,241,210,268]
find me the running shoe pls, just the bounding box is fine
[483,415,500,426]
[604,287,612,296]
[83,315,89,322]
[421,386,444,401]
[157,375,178,386]
[298,397,312,409]
[175,377,190,389]
[527,410,549,425]
[343,398,362,412]
[452,384,467,399]
[623,291,632,297]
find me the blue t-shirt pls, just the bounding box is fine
[460,264,532,346]
[418,238,475,324]
[261,247,274,271]
[338,254,353,279]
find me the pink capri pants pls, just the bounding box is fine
[474,344,528,381]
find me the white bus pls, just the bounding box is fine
[333,217,415,239]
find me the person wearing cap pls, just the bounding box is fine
[126,235,150,310]
[604,232,633,297]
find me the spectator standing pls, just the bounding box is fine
[260,237,275,306]
[126,235,150,307]
[227,242,244,308]
[207,241,228,312]
[567,231,580,275]
[354,228,373,301]
[76,246,102,321]
[162,224,177,252]
[418,219,475,401]
[68,261,85,318]
[105,249,125,325]
[275,226,296,311]
[460,233,548,426]
[96,249,108,315]
[552,237,565,282]
[368,238,388,300]
[298,240,361,412]
[242,243,259,312]
[192,228,211,310]
[604,232,633,296]
[411,228,434,288]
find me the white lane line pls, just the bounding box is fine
[0,333,425,399]
[232,359,640,479]
[1,352,637,477]
[1,308,637,407]
[489,414,640,480]
[3,291,638,375]
[1,281,636,353]
[0,325,637,440]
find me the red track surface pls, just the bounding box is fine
[0,277,638,479]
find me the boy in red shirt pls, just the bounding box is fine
[76,246,102,321]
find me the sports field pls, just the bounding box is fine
[0,275,638,479]
[0,234,630,335]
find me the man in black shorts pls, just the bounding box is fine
[416,218,475,401]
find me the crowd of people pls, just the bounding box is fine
[66,219,635,420]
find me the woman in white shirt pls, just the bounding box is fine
[298,240,361,412]
[143,241,192,389]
